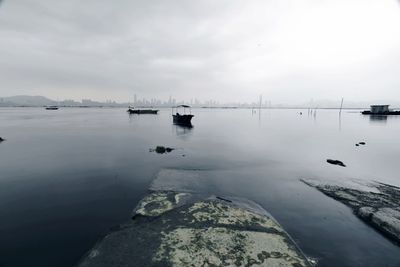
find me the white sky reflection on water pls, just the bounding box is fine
[0,108,400,267]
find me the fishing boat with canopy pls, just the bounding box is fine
[172,105,194,125]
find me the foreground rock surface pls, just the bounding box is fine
[302,178,400,245]
[79,190,312,267]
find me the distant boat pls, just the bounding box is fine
[361,105,400,115]
[127,107,158,114]
[45,106,59,110]
[172,105,194,125]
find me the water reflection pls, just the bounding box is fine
[2,108,400,267]
[173,123,193,138]
[128,113,136,123]
[369,115,388,124]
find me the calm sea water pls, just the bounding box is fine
[0,107,399,267]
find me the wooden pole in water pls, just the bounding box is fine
[339,97,344,114]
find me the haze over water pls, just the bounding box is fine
[0,107,400,267]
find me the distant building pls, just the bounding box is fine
[370,105,389,114]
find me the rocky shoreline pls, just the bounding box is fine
[301,178,400,245]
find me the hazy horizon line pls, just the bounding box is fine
[2,94,400,109]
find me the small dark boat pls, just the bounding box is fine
[45,106,59,110]
[127,107,158,114]
[172,105,194,125]
[362,110,400,115]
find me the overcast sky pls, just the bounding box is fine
[0,0,400,103]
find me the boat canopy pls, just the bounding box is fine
[172,104,192,115]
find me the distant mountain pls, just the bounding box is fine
[0,95,128,107]
[0,95,56,106]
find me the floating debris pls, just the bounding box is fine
[301,178,400,245]
[150,146,175,154]
[326,159,346,167]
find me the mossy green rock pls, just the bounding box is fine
[79,191,311,267]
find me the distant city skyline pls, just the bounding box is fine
[2,94,400,109]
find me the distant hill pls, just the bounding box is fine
[0,95,56,106]
[0,95,127,107]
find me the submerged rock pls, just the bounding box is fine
[79,190,312,266]
[301,178,400,245]
[150,146,175,154]
[326,159,346,167]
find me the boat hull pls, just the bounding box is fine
[127,109,158,114]
[361,111,400,115]
[173,114,194,125]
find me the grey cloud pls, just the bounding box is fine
[0,0,400,103]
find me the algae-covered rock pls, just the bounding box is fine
[79,169,312,267]
[79,192,312,267]
[133,191,191,217]
[154,227,305,267]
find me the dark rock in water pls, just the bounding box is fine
[301,179,400,245]
[156,146,167,153]
[359,142,366,145]
[150,146,175,154]
[355,144,359,146]
[327,159,346,167]
[0,137,4,142]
